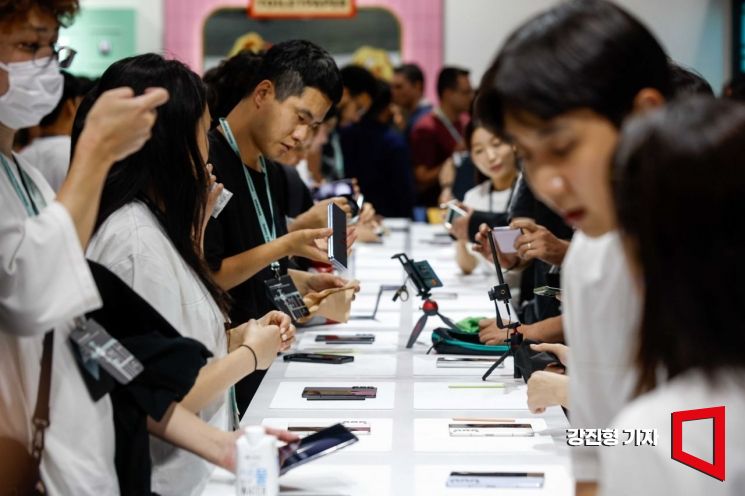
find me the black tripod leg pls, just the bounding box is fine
[482,350,512,381]
[406,313,429,348]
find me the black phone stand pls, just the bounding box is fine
[391,253,458,348]
[482,230,524,381]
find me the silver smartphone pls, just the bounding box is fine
[436,357,503,369]
[447,471,545,488]
[448,423,535,437]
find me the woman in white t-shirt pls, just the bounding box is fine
[80,54,298,496]
[600,98,745,495]
[455,120,518,274]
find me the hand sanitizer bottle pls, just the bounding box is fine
[236,426,279,496]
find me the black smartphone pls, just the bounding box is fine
[283,353,354,364]
[315,334,375,344]
[301,386,377,400]
[327,202,348,271]
[278,423,359,475]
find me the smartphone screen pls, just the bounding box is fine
[328,203,348,270]
[491,227,522,253]
[278,424,359,474]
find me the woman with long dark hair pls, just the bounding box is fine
[601,97,745,495]
[76,54,296,496]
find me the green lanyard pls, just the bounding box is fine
[1,153,46,216]
[218,118,280,277]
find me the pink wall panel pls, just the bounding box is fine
[163,0,443,101]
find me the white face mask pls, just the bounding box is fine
[0,57,63,130]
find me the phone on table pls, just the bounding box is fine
[315,334,375,344]
[533,285,561,297]
[301,386,377,400]
[446,471,545,489]
[436,357,503,369]
[287,420,371,436]
[491,226,522,254]
[328,202,348,271]
[283,353,354,364]
[443,202,468,230]
[278,423,359,475]
[448,423,535,437]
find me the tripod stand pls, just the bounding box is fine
[481,231,523,381]
[391,254,459,348]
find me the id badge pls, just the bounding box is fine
[69,318,144,385]
[210,184,233,219]
[265,275,310,321]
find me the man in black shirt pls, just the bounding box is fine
[204,40,346,414]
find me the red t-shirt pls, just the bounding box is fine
[409,111,468,206]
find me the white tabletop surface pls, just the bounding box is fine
[203,220,573,495]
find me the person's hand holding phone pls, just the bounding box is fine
[510,219,570,266]
[281,228,332,263]
[446,203,472,241]
[473,223,520,270]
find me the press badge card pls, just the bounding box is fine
[265,275,310,321]
[69,318,144,385]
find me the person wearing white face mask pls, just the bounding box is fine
[0,1,171,494]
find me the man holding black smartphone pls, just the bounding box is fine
[205,40,357,415]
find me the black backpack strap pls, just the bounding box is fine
[31,331,53,464]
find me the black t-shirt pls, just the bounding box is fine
[508,176,574,322]
[204,129,290,324]
[278,164,314,219]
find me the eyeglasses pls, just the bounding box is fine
[33,45,76,69]
[8,41,77,69]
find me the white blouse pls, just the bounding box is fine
[462,179,514,213]
[600,369,745,495]
[0,153,118,495]
[87,200,229,496]
[561,230,641,481]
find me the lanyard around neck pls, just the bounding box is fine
[488,178,517,214]
[218,118,280,275]
[433,107,463,144]
[1,153,45,216]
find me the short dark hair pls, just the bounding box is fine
[437,66,469,100]
[668,61,714,98]
[394,63,425,87]
[245,40,342,105]
[72,53,230,315]
[39,71,94,127]
[476,0,673,133]
[203,51,263,124]
[364,79,391,119]
[613,96,745,394]
[340,64,378,98]
[0,0,78,28]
